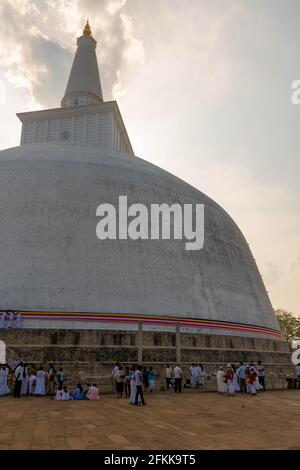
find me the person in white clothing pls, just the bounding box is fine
[34,367,46,396]
[29,372,36,395]
[6,312,14,328]
[0,312,8,329]
[174,364,182,393]
[195,364,206,390]
[216,367,227,394]
[165,364,173,390]
[232,364,240,392]
[0,366,10,396]
[190,363,197,387]
[62,386,71,400]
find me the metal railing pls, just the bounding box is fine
[6,348,23,371]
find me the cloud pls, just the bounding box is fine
[0,0,145,107]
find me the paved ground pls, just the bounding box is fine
[0,390,299,450]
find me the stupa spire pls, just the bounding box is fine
[83,20,92,37]
[61,21,103,108]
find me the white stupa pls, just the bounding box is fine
[0,22,282,341]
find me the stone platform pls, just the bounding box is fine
[0,328,292,390]
[0,390,299,450]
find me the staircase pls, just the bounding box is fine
[6,348,23,370]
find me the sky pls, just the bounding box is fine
[0,0,299,314]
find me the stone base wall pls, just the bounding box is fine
[0,328,293,392]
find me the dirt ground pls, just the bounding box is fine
[0,389,299,450]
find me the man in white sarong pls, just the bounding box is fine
[0,366,10,396]
[195,364,206,390]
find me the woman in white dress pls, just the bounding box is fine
[232,364,240,393]
[0,366,10,396]
[216,367,227,394]
[129,367,136,404]
[29,372,37,395]
[34,367,46,396]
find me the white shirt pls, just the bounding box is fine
[174,366,182,379]
[257,364,265,377]
[165,367,172,379]
[14,365,23,380]
[190,366,196,376]
[135,370,143,386]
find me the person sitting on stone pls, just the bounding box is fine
[86,383,100,400]
[53,386,64,401]
[72,383,84,400]
[62,385,71,400]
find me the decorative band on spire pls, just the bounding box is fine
[83,20,92,37]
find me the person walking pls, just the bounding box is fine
[134,365,146,406]
[174,364,182,393]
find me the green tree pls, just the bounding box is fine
[275,309,300,343]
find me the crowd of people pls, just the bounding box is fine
[0,311,22,329]
[215,362,266,396]
[1,360,299,402]
[111,364,156,405]
[0,363,100,401]
[167,361,267,396]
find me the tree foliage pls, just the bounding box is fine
[275,309,300,343]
